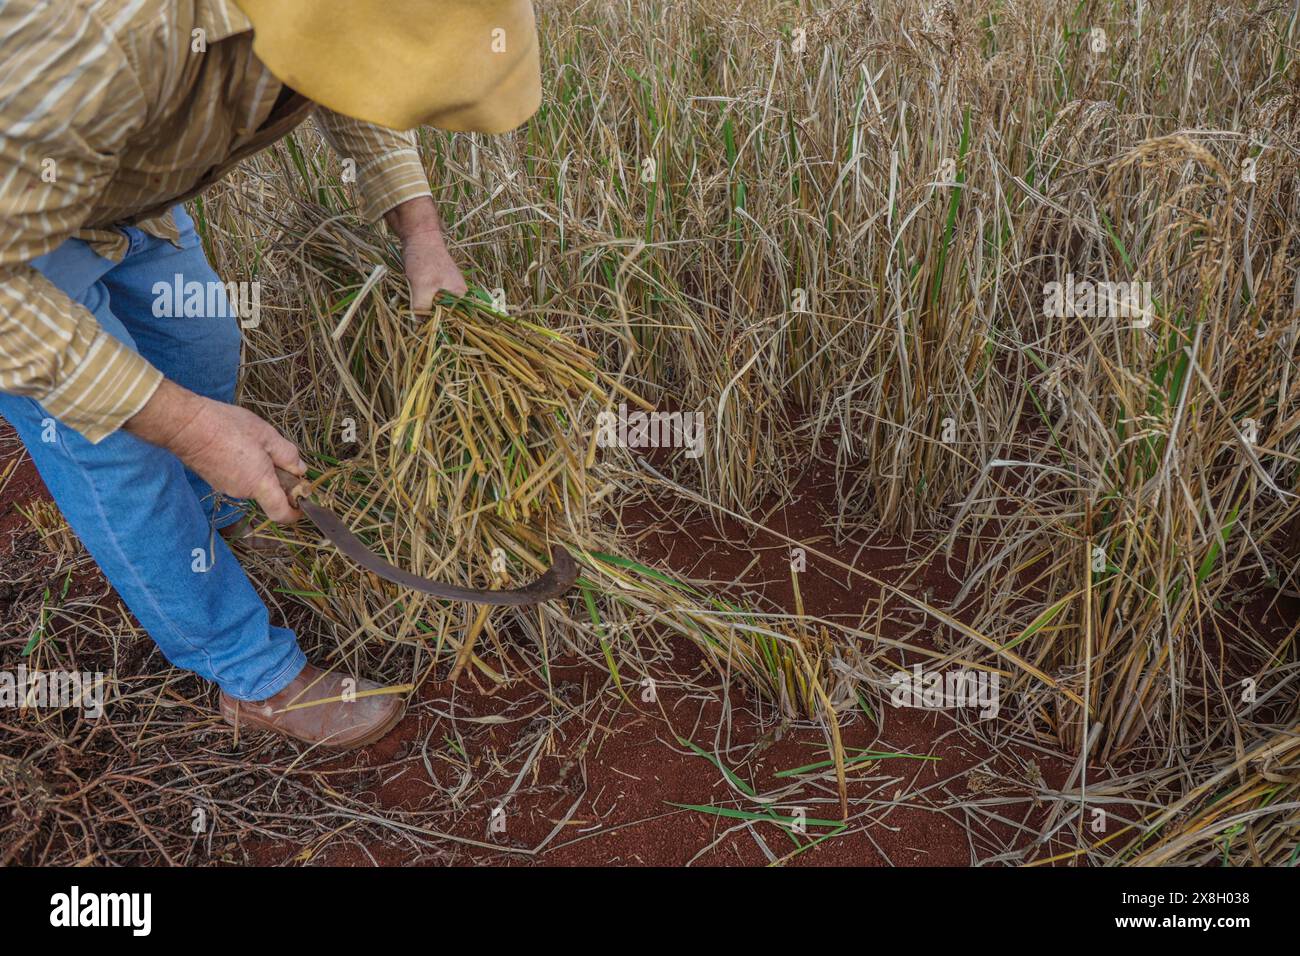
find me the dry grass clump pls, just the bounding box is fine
[1126,724,1300,866]
[15,500,78,563]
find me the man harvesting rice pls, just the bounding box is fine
[0,0,540,748]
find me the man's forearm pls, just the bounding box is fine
[125,377,306,523]
[384,196,469,305]
[384,195,445,242]
[124,378,206,453]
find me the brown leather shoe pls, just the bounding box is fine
[219,663,406,750]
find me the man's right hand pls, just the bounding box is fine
[126,379,306,524]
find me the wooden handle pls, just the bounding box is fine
[275,467,311,507]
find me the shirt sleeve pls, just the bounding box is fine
[314,110,433,223]
[0,1,161,443]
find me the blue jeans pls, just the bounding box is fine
[0,206,305,701]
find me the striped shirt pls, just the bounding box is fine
[0,0,432,442]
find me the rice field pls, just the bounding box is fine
[4,0,1299,867]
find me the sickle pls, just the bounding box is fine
[274,468,579,606]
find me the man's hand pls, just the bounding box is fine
[126,379,306,524]
[385,195,467,312]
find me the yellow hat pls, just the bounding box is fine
[232,0,541,133]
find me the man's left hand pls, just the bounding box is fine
[385,196,468,312]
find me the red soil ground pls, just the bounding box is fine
[0,422,1107,865]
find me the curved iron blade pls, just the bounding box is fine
[297,499,579,606]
